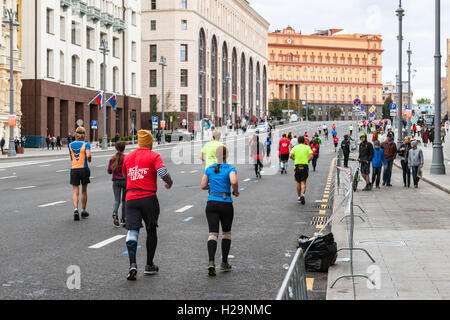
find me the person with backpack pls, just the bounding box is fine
[108,141,127,227]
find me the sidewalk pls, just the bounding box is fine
[327,164,450,300]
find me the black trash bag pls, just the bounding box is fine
[297,233,337,272]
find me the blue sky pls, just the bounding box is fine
[251,0,450,104]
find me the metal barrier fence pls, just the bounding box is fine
[23,136,45,148]
[276,248,308,300]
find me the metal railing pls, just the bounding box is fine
[276,248,308,300]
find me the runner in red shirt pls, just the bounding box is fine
[310,137,320,171]
[333,135,339,152]
[278,134,291,174]
[122,130,173,281]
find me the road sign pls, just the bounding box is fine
[91,120,98,129]
[353,99,361,107]
[370,112,375,118]
[369,105,376,114]
[390,103,397,110]
[360,105,365,112]
[405,104,410,110]
[76,119,84,127]
[160,120,166,129]
[152,116,158,123]
[202,119,212,130]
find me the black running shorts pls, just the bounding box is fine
[125,195,160,230]
[280,153,289,162]
[294,164,309,182]
[70,168,91,186]
[361,161,370,175]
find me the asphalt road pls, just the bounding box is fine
[0,121,351,300]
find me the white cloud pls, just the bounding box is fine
[251,0,450,104]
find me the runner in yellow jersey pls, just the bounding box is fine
[200,130,224,169]
[290,136,313,205]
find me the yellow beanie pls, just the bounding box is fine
[138,130,153,148]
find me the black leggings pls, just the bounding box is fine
[312,155,319,170]
[254,160,263,176]
[206,201,234,233]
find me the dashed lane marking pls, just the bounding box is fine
[243,178,251,182]
[89,235,126,249]
[39,164,51,167]
[14,186,36,190]
[0,176,16,180]
[38,201,67,208]
[319,210,326,215]
[190,170,199,174]
[176,205,194,213]
[183,217,194,222]
[56,169,69,173]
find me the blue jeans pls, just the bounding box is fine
[401,160,411,186]
[383,159,394,184]
[411,166,420,186]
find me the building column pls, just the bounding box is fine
[37,95,47,137]
[53,97,61,138]
[108,106,115,138]
[82,103,90,141]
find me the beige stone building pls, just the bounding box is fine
[0,0,22,145]
[141,0,269,129]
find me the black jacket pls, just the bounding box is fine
[341,139,350,154]
[359,141,374,161]
[398,143,411,161]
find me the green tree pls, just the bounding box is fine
[269,99,283,118]
[330,105,343,120]
[383,96,393,119]
[417,98,431,104]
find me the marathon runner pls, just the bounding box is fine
[265,136,272,159]
[250,132,265,179]
[200,130,224,169]
[310,137,320,171]
[278,134,291,174]
[107,141,127,227]
[69,127,91,221]
[349,124,354,136]
[201,146,239,276]
[290,136,314,205]
[333,134,339,152]
[122,130,173,281]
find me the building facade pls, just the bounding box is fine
[0,0,22,145]
[382,80,412,107]
[21,0,142,142]
[445,39,450,117]
[141,0,269,130]
[268,27,383,121]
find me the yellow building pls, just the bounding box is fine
[268,27,383,120]
[0,0,23,145]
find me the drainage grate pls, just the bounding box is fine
[311,216,329,225]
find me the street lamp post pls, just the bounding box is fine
[199,69,206,141]
[430,0,446,174]
[407,43,412,137]
[159,56,167,144]
[286,81,290,121]
[396,0,405,147]
[297,85,300,120]
[226,73,231,129]
[3,8,20,157]
[99,39,109,150]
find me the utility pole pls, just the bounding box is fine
[159,56,167,144]
[430,0,446,174]
[100,39,109,150]
[407,43,412,137]
[396,0,405,147]
[3,8,19,157]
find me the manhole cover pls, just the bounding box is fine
[355,240,406,247]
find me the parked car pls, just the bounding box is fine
[170,129,191,142]
[256,123,270,133]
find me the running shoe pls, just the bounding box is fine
[74,209,80,221]
[120,219,126,228]
[144,264,159,275]
[220,262,232,272]
[112,214,120,227]
[127,263,137,281]
[81,210,89,219]
[297,197,302,203]
[208,264,216,277]
[300,196,306,205]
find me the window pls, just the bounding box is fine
[46,49,54,78]
[131,41,137,61]
[181,20,187,30]
[180,44,188,61]
[132,73,136,95]
[131,11,137,26]
[86,27,95,50]
[86,60,93,88]
[71,21,80,45]
[150,95,158,113]
[150,45,157,62]
[113,37,120,58]
[71,55,80,85]
[151,0,157,10]
[60,16,65,41]
[181,0,187,9]
[113,67,119,92]
[151,20,156,30]
[150,70,157,87]
[180,69,188,87]
[46,8,54,34]
[59,52,65,82]
[180,95,187,111]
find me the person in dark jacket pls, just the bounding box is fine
[398,136,411,187]
[358,133,374,191]
[371,140,386,189]
[380,133,397,187]
[1,137,5,153]
[341,135,351,168]
[107,141,127,227]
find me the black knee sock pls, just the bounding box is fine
[146,228,158,266]
[208,240,217,263]
[126,241,138,265]
[222,239,231,263]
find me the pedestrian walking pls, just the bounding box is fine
[381,133,397,187]
[56,136,62,150]
[422,129,429,147]
[46,135,50,150]
[429,127,435,146]
[200,130,224,170]
[108,141,127,227]
[156,130,161,145]
[290,136,314,205]
[51,136,56,150]
[341,135,351,168]
[265,136,272,158]
[1,137,5,153]
[122,130,173,281]
[398,136,412,188]
[408,140,424,188]
[201,146,239,276]
[69,127,92,221]
[14,137,19,152]
[359,133,374,191]
[371,141,386,189]
[250,133,265,179]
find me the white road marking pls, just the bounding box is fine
[190,170,198,173]
[38,201,66,208]
[14,186,36,190]
[0,176,16,180]
[176,205,194,213]
[180,171,186,173]
[243,178,251,182]
[89,235,126,249]
[39,164,51,167]
[96,165,106,168]
[56,169,69,172]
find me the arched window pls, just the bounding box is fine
[263,66,267,116]
[240,53,246,116]
[60,51,65,82]
[211,36,217,117]
[248,58,253,117]
[232,48,237,117]
[71,55,80,85]
[198,29,206,118]
[86,59,94,88]
[222,42,228,121]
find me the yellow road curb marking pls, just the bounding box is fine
[306,278,315,291]
[319,210,326,215]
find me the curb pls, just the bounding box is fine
[393,161,450,195]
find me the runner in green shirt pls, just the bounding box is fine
[200,130,224,169]
[290,136,314,205]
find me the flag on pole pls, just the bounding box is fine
[107,94,118,112]
[88,92,103,110]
